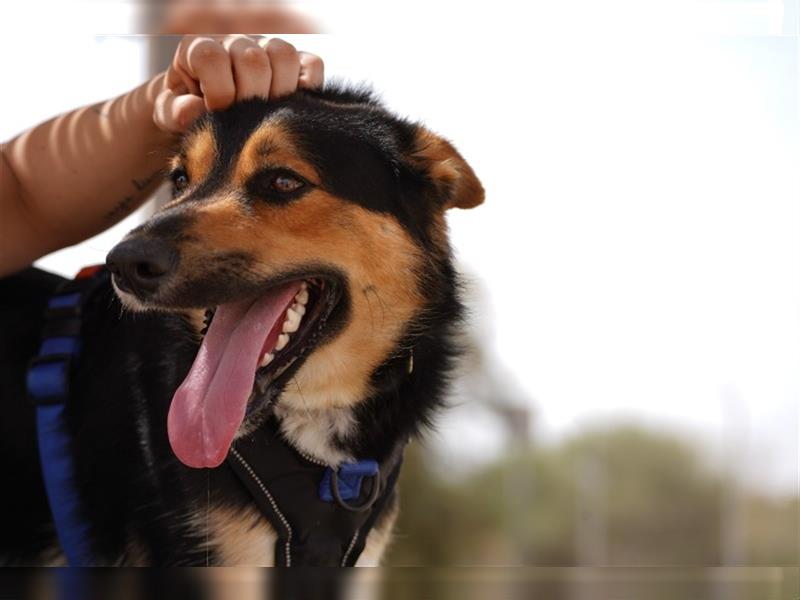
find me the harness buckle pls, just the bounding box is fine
[320,460,381,512]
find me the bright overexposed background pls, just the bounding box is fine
[1,1,797,506]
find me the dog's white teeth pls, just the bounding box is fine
[283,308,301,333]
[293,302,306,316]
[259,353,274,367]
[276,333,290,351]
[295,288,309,305]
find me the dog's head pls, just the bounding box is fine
[107,85,483,468]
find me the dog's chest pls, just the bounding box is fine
[204,503,397,566]
[208,505,278,566]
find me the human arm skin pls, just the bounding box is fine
[0,35,323,277]
[1,76,173,277]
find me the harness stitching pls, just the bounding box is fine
[341,529,360,566]
[297,449,328,467]
[229,448,293,566]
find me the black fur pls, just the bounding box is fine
[344,260,465,462]
[175,84,441,248]
[0,84,468,565]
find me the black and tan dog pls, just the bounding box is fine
[0,84,482,566]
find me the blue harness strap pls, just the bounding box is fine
[26,265,106,566]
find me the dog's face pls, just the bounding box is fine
[107,88,483,467]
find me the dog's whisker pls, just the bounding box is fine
[372,287,388,327]
[291,376,314,421]
[363,287,376,333]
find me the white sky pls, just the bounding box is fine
[1,1,798,494]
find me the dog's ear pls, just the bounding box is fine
[410,127,484,210]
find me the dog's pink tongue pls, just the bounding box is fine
[168,283,301,468]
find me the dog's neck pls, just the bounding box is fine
[269,351,416,466]
[267,328,455,467]
[272,402,357,465]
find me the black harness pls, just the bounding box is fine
[27,266,403,566]
[229,419,404,566]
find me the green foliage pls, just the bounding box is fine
[384,425,798,567]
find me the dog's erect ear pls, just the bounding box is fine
[411,127,485,210]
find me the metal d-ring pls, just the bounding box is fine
[331,468,382,513]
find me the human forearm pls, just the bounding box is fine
[1,74,175,276]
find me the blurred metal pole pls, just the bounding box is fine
[571,448,608,600]
[715,387,749,600]
[720,387,748,565]
[575,453,609,564]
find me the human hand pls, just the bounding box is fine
[153,35,324,133]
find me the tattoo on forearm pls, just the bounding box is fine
[104,169,163,222]
[132,170,161,191]
[104,196,137,222]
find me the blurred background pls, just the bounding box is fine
[1,0,798,585]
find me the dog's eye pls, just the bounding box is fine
[247,169,309,203]
[170,169,190,196]
[272,174,305,194]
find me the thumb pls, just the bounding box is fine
[154,88,206,134]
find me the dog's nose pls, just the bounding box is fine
[106,238,178,298]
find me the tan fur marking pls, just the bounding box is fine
[182,308,207,338]
[183,126,217,184]
[209,504,277,566]
[234,120,321,186]
[356,501,399,566]
[160,126,219,211]
[413,128,485,210]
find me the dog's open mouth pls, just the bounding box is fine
[167,276,342,469]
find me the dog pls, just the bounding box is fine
[0,84,483,566]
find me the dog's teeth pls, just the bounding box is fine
[259,353,274,367]
[276,333,290,351]
[295,288,309,305]
[293,302,306,316]
[283,308,301,333]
